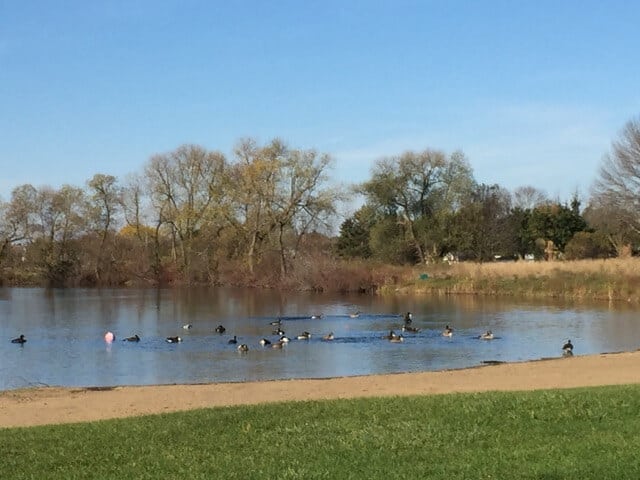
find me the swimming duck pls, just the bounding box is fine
[273,327,285,335]
[280,335,291,343]
[259,338,272,346]
[182,324,192,330]
[389,334,404,343]
[349,311,361,318]
[11,334,27,344]
[297,331,311,340]
[442,325,453,337]
[311,314,323,320]
[403,312,413,324]
[402,325,420,333]
[322,332,335,341]
[480,331,494,340]
[215,325,226,334]
[228,335,238,344]
[562,339,574,356]
[237,344,249,352]
[123,334,140,342]
[270,319,282,326]
[166,336,182,343]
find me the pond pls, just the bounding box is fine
[1,287,639,390]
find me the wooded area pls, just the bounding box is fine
[1,116,639,290]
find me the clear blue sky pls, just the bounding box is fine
[2,0,639,207]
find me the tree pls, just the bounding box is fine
[86,174,121,281]
[360,149,474,263]
[335,205,376,259]
[145,144,227,282]
[448,184,512,261]
[591,116,640,236]
[512,185,548,210]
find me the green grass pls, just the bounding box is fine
[3,385,640,479]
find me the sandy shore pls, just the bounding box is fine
[2,351,640,428]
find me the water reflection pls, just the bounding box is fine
[1,287,639,390]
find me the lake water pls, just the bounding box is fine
[1,287,639,390]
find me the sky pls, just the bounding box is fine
[1,0,639,211]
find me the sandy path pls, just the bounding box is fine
[2,351,640,428]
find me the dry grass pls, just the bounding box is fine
[445,257,640,279]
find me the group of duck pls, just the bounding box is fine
[9,311,577,356]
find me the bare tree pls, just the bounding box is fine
[145,144,227,282]
[592,116,640,236]
[512,185,548,210]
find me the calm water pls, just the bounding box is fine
[1,287,639,390]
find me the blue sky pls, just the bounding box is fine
[1,0,639,208]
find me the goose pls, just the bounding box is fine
[228,335,238,344]
[166,336,182,343]
[322,332,335,341]
[562,339,574,356]
[402,325,420,333]
[215,325,226,334]
[442,325,453,337]
[237,344,249,352]
[123,334,140,342]
[182,324,192,330]
[297,331,311,340]
[259,338,272,346]
[11,334,27,344]
[382,330,397,340]
[480,331,494,340]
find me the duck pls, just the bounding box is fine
[311,314,323,320]
[322,332,335,341]
[297,331,311,340]
[442,325,453,337]
[389,334,405,343]
[182,324,192,330]
[562,339,574,356]
[228,335,238,344]
[11,334,27,344]
[166,336,182,343]
[237,344,249,352]
[270,319,282,326]
[215,325,226,334]
[403,312,413,324]
[259,338,272,346]
[480,330,494,340]
[123,334,140,342]
[280,335,291,343]
[272,341,284,349]
[349,311,361,318]
[273,327,285,335]
[402,325,420,333]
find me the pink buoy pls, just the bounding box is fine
[104,331,115,343]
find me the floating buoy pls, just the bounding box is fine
[104,331,115,343]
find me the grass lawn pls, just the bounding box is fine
[2,384,640,479]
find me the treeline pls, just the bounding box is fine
[1,116,639,290]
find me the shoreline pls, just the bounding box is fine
[2,350,640,429]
